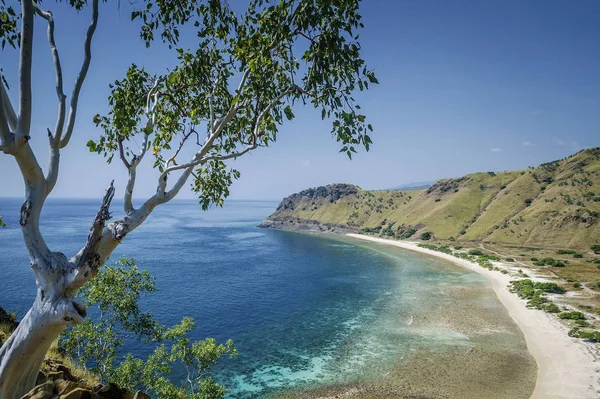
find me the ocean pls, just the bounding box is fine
[0,198,536,398]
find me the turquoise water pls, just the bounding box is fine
[0,199,516,397]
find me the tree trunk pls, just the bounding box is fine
[0,282,86,399]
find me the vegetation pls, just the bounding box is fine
[468,249,484,256]
[510,280,566,310]
[0,0,377,394]
[558,311,586,320]
[61,257,236,398]
[420,232,432,240]
[266,148,600,250]
[533,258,566,267]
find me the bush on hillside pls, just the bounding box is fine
[468,249,484,256]
[420,232,432,240]
[558,311,586,320]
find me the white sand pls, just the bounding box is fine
[347,234,600,399]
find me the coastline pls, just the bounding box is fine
[346,233,600,399]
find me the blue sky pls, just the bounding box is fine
[1,0,599,201]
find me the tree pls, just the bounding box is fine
[0,0,376,396]
[61,257,236,398]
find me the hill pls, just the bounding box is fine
[260,148,600,250]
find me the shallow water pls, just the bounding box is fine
[0,199,535,398]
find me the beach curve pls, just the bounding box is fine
[346,233,600,399]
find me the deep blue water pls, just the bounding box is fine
[0,198,487,397]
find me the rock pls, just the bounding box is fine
[96,382,121,398]
[119,388,134,399]
[55,379,85,395]
[35,370,47,386]
[20,382,55,399]
[46,370,65,381]
[56,364,77,382]
[132,392,150,399]
[60,388,98,399]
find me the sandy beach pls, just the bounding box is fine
[347,233,600,399]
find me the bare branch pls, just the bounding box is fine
[123,82,160,214]
[34,4,66,145]
[1,81,17,131]
[59,0,99,149]
[0,83,13,151]
[15,0,34,145]
[46,129,60,194]
[118,139,131,169]
[68,181,115,291]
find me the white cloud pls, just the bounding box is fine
[522,141,535,147]
[491,148,503,152]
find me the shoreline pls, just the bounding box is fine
[346,233,600,399]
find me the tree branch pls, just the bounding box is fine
[15,0,34,145]
[34,4,66,146]
[0,82,17,131]
[123,81,160,214]
[59,0,99,149]
[68,181,115,291]
[0,83,13,151]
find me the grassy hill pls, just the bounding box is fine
[262,148,600,250]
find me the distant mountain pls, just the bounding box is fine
[260,148,600,249]
[387,181,435,191]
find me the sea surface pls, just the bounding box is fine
[0,199,536,398]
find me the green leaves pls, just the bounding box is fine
[61,257,236,398]
[0,0,18,50]
[0,216,5,228]
[192,161,240,211]
[93,0,376,209]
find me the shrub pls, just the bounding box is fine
[573,282,582,288]
[592,244,600,254]
[556,249,577,255]
[542,302,561,313]
[530,257,539,262]
[534,257,565,267]
[505,258,515,262]
[468,249,484,256]
[524,198,533,206]
[558,311,586,320]
[420,232,432,240]
[573,253,584,259]
[454,245,464,250]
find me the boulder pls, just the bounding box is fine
[60,388,98,399]
[20,381,55,399]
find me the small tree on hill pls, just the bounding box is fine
[0,0,376,396]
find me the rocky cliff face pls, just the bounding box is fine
[259,184,360,233]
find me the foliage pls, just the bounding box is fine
[60,257,235,397]
[533,257,566,267]
[468,249,484,256]
[505,258,515,262]
[557,249,577,255]
[420,232,432,241]
[0,216,4,228]
[88,0,377,208]
[592,244,600,254]
[510,279,566,309]
[558,311,586,320]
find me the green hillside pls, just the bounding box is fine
[262,148,600,250]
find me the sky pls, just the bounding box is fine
[1,0,599,202]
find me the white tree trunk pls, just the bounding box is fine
[0,285,82,399]
[0,183,115,398]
